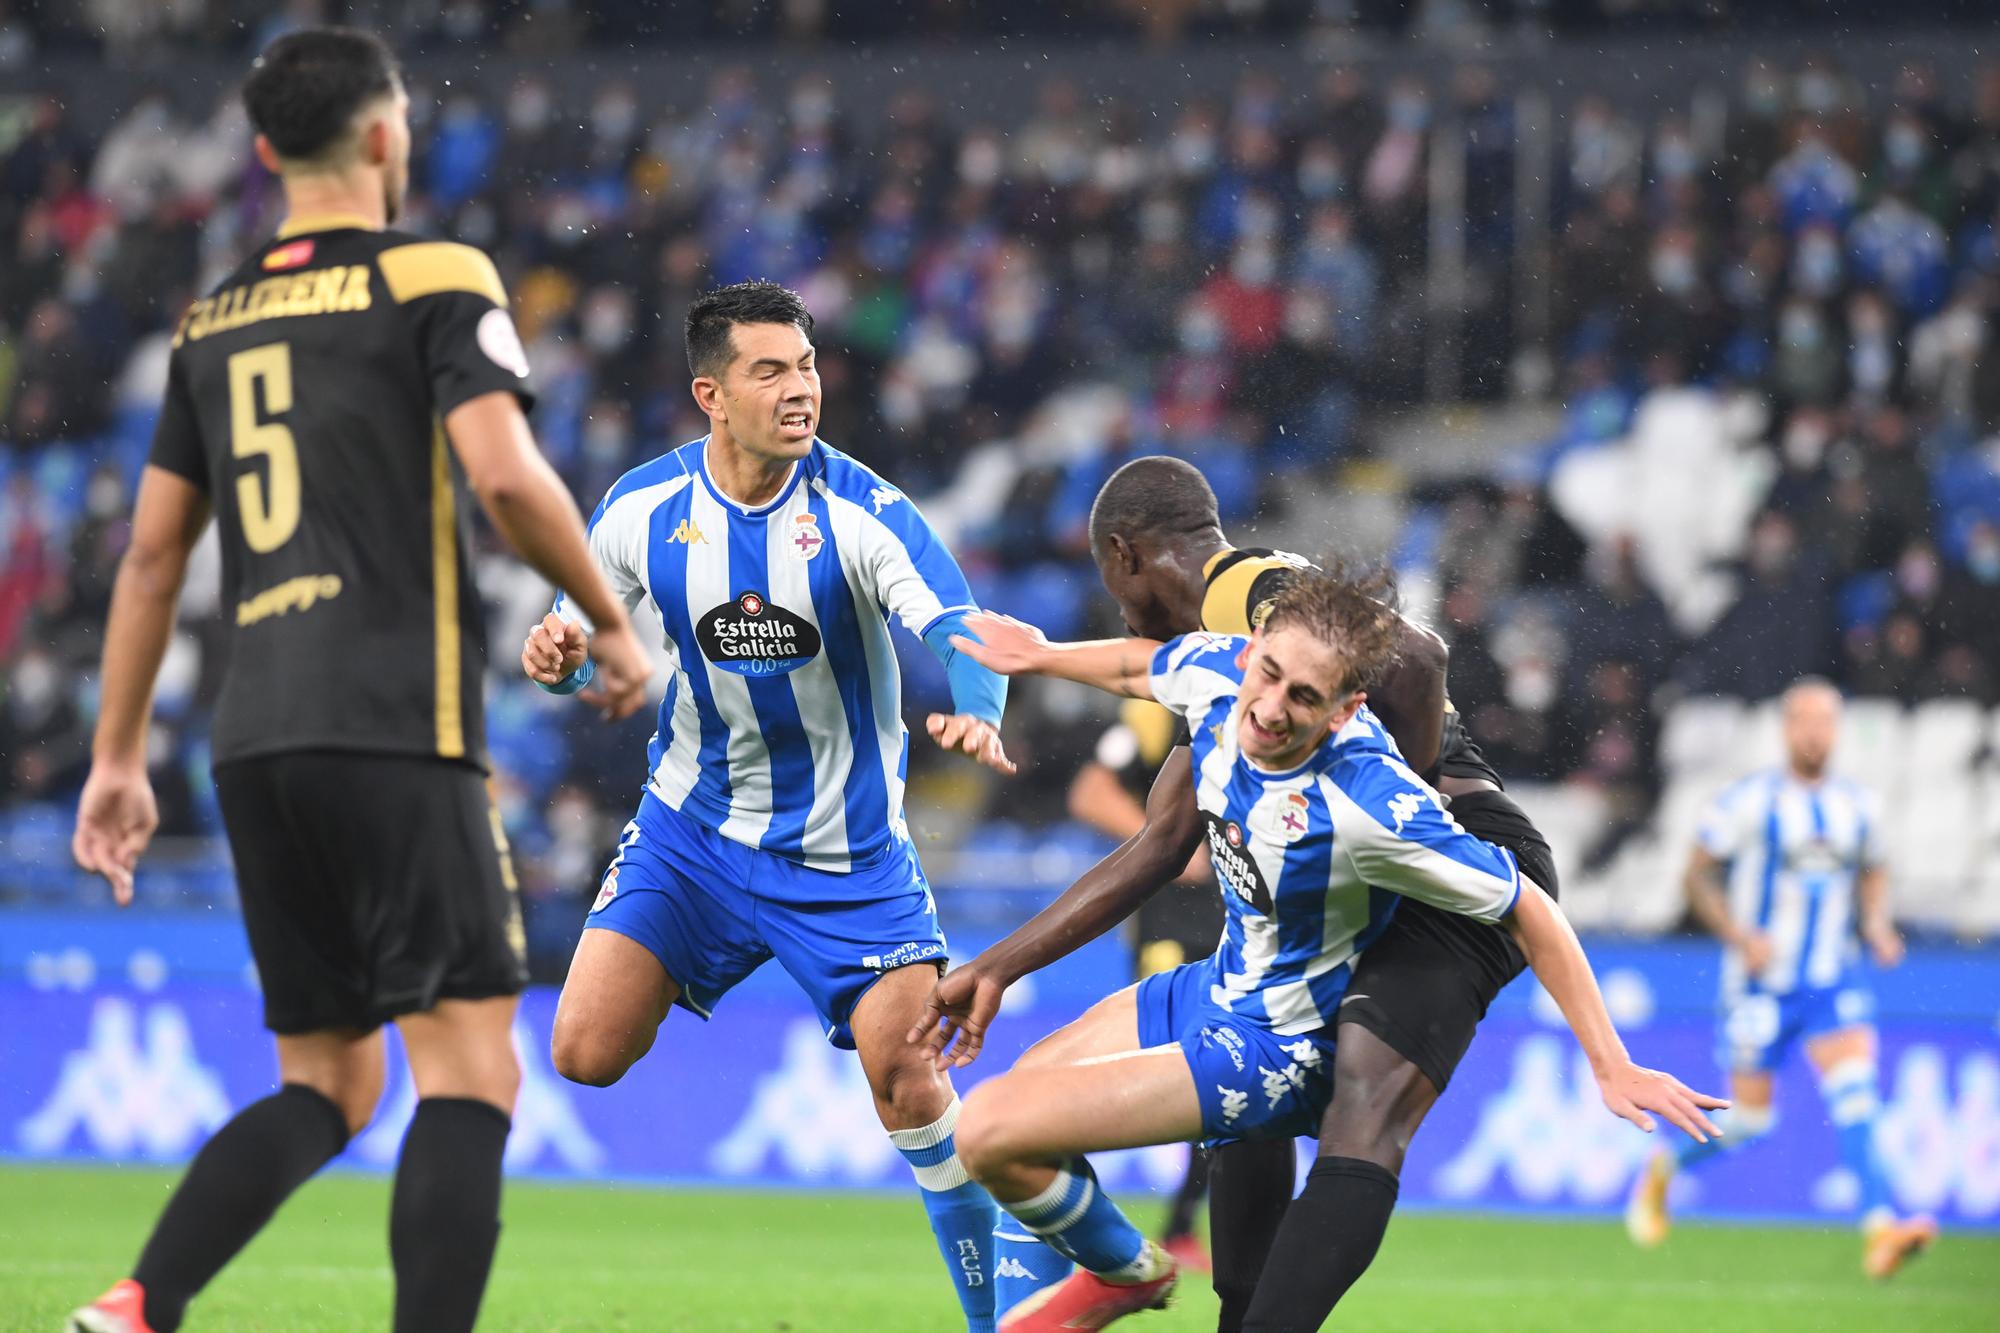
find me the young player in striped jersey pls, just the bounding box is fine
[1627,678,1937,1278]
[914,571,1724,1332]
[520,282,1014,1330]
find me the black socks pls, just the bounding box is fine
[133,1083,351,1332]
[389,1097,512,1333]
[1240,1156,1401,1332]
[1208,1136,1298,1331]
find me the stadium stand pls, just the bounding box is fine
[4,6,1999,969]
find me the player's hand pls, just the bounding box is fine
[1738,930,1775,975]
[949,612,1050,677]
[72,760,159,907]
[908,962,1008,1071]
[580,620,651,721]
[926,713,1016,775]
[522,612,589,685]
[1596,1060,1729,1142]
[1864,919,1905,969]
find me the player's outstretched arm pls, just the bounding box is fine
[908,746,1206,1070]
[948,611,1160,699]
[73,465,210,905]
[446,391,650,718]
[1507,881,1730,1141]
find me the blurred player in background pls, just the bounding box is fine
[66,28,651,1333]
[918,576,1723,1333]
[1066,701,1221,1277]
[520,281,1015,1331]
[1627,678,1938,1278]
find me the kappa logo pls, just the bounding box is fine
[1388,791,1425,833]
[869,485,902,514]
[1217,1086,1250,1124]
[1260,1062,1309,1111]
[789,512,824,561]
[1278,1038,1324,1070]
[670,518,708,545]
[995,1257,1041,1280]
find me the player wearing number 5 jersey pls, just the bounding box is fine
[1626,678,1937,1279]
[67,28,649,1333]
[521,281,1018,1332]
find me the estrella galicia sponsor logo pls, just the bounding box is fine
[1201,1024,1248,1072]
[862,941,947,971]
[1204,813,1273,913]
[697,592,822,676]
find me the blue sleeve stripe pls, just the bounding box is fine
[916,603,978,640]
[1498,846,1523,917]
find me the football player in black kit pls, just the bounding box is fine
[922,455,1563,1332]
[67,28,650,1333]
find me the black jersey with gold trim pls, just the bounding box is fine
[148,215,533,769]
[1197,546,1506,787]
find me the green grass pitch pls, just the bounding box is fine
[1,1165,1993,1331]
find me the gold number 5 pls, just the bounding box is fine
[228,343,301,553]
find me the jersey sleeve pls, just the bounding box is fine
[550,485,647,633]
[377,241,535,417]
[1201,552,1307,633]
[1695,782,1752,860]
[853,485,978,639]
[1147,633,1247,723]
[147,351,209,491]
[1323,755,1522,923]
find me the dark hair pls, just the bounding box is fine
[1261,562,1402,697]
[685,281,816,378]
[1087,456,1222,556]
[242,28,400,162]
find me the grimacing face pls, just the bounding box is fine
[1233,625,1365,770]
[703,320,821,465]
[1095,543,1188,641]
[1782,683,1841,778]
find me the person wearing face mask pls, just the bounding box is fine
[1939,518,2000,684]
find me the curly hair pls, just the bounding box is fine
[1260,561,1402,697]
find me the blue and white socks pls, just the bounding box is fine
[998,1156,1165,1283]
[1820,1056,1893,1226]
[890,1097,999,1333]
[992,1226,1073,1318]
[1672,1101,1774,1172]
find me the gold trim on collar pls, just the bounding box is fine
[274,212,378,240]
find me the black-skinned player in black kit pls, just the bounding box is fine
[918,457,1563,1332]
[67,28,651,1333]
[1066,700,1223,1274]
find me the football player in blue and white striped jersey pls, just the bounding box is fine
[916,569,1723,1332]
[1627,678,1938,1279]
[521,282,1015,1331]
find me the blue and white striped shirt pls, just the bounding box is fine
[555,436,980,874]
[1697,769,1881,998]
[1151,633,1524,1036]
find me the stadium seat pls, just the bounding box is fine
[1658,697,1745,778]
[1838,698,1909,790]
[1907,698,1986,775]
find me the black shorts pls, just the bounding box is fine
[1335,788,1558,1093]
[1134,882,1225,979]
[214,750,528,1035]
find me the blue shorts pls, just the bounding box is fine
[585,793,947,1049]
[1136,960,1338,1145]
[1719,985,1874,1073]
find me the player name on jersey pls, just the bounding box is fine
[173,266,374,345]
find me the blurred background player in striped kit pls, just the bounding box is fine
[1626,677,1937,1278]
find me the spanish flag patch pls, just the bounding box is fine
[262,239,315,271]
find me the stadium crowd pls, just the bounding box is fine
[4,23,1999,961]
